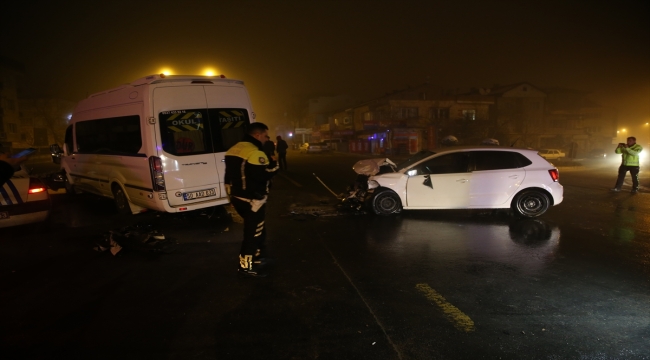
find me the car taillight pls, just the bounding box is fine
[149,156,165,191]
[548,169,559,182]
[28,178,46,194]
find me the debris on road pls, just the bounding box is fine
[94,224,175,256]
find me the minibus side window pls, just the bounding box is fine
[64,125,74,154]
[76,115,142,155]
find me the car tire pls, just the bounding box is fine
[112,185,132,215]
[512,190,550,218]
[371,189,402,215]
[63,172,77,196]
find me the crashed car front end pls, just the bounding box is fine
[339,158,398,210]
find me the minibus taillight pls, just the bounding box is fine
[149,156,165,191]
[548,169,559,182]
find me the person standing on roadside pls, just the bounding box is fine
[276,135,289,170]
[224,123,278,277]
[611,136,643,193]
[262,135,275,160]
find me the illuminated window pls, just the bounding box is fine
[462,110,476,121]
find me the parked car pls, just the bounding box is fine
[346,146,563,218]
[1,165,51,228]
[538,149,566,160]
[299,142,330,154]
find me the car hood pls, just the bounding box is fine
[352,158,397,176]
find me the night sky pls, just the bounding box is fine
[2,0,649,131]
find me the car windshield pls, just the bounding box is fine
[395,150,435,171]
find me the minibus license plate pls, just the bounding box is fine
[183,188,216,200]
[0,211,9,219]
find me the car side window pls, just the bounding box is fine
[472,151,531,170]
[415,152,470,175]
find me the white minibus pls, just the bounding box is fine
[51,74,254,214]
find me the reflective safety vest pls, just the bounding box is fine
[615,144,642,166]
[224,135,278,199]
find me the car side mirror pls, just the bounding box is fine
[49,144,63,164]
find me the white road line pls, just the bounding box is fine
[320,236,404,360]
[277,173,302,187]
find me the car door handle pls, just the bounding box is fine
[456,179,469,183]
[508,175,518,179]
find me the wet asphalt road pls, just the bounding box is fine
[1,152,649,359]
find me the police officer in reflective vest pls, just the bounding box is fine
[224,122,279,277]
[611,136,643,193]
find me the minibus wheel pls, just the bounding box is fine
[63,172,77,196]
[112,185,131,215]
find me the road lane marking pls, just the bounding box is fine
[277,173,302,187]
[415,283,475,332]
[322,237,403,360]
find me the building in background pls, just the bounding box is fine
[292,82,617,157]
[0,56,24,153]
[1,56,75,162]
[18,98,75,162]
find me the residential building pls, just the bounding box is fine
[0,56,23,153]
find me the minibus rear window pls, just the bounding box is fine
[159,108,249,156]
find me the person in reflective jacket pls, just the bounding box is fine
[611,136,643,193]
[224,122,278,277]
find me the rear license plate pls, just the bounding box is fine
[183,188,216,201]
[0,211,9,219]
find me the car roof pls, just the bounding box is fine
[432,145,539,154]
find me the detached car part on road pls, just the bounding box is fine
[1,166,51,228]
[343,146,563,218]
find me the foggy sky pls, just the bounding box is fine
[2,0,649,131]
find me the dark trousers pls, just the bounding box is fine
[231,197,267,260]
[614,165,640,190]
[278,152,287,170]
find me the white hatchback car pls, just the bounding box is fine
[1,166,51,228]
[351,146,563,217]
